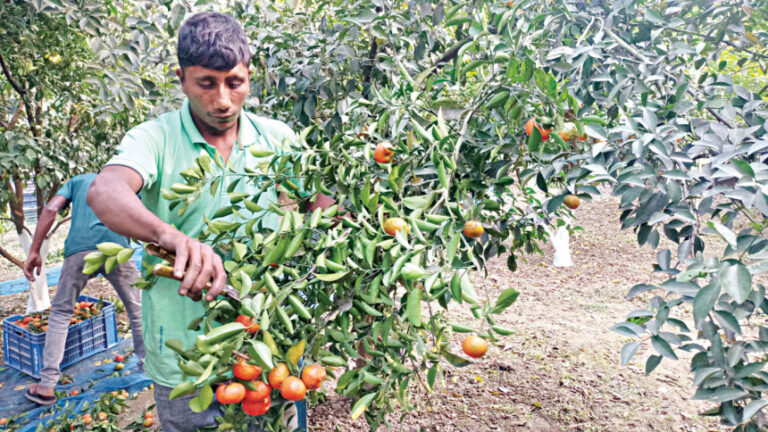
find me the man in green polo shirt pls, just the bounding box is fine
[87,12,327,432]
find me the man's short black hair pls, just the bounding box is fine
[177,12,251,71]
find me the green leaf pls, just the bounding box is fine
[719,263,752,304]
[188,384,212,413]
[490,288,519,314]
[406,289,422,327]
[713,310,741,335]
[621,341,641,366]
[350,392,377,420]
[651,335,678,360]
[693,283,719,325]
[742,399,768,421]
[249,341,274,370]
[403,194,432,210]
[316,272,350,282]
[645,355,662,375]
[708,221,737,247]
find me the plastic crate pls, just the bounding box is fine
[2,295,117,378]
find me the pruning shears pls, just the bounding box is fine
[144,243,241,301]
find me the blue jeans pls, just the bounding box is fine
[39,250,144,387]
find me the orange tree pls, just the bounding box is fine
[66,0,767,430]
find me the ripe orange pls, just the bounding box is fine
[244,380,271,402]
[578,134,587,141]
[98,412,107,421]
[216,382,246,404]
[236,314,260,334]
[463,221,484,239]
[462,335,488,358]
[114,354,125,362]
[525,118,551,141]
[143,417,154,427]
[0,418,7,425]
[71,390,79,396]
[233,360,262,381]
[268,363,290,389]
[82,414,92,425]
[242,395,271,416]
[373,141,395,163]
[279,376,307,401]
[563,194,580,210]
[301,364,326,390]
[143,412,153,419]
[383,217,409,236]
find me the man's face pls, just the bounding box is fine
[177,63,250,134]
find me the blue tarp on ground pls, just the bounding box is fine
[0,338,152,431]
[0,249,142,297]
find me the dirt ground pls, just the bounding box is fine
[0,194,726,431]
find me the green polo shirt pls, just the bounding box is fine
[107,99,299,387]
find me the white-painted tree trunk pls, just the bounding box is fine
[18,230,51,313]
[551,225,573,267]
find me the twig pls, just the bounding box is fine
[47,216,72,239]
[659,25,768,62]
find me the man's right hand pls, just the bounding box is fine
[157,229,227,302]
[23,251,43,282]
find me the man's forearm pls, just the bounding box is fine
[87,171,175,244]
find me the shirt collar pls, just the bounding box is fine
[180,99,258,150]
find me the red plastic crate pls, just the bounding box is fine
[2,295,117,378]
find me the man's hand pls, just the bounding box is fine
[157,229,227,302]
[23,251,43,282]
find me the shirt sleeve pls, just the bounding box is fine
[55,179,73,202]
[105,123,163,191]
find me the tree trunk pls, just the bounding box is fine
[551,224,572,267]
[18,230,51,313]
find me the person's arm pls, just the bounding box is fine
[23,195,68,282]
[87,165,226,301]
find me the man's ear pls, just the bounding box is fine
[176,67,184,82]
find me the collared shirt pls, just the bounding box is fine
[106,99,298,387]
[56,173,130,257]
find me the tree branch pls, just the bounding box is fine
[428,37,472,77]
[0,243,25,269]
[659,26,768,61]
[0,52,26,96]
[47,216,71,239]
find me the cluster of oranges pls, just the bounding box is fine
[14,301,104,334]
[215,360,326,417]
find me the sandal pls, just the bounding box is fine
[25,385,57,406]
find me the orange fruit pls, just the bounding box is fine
[235,314,260,334]
[115,354,125,362]
[268,363,290,389]
[71,390,79,396]
[143,412,153,419]
[82,414,92,425]
[143,417,154,427]
[242,395,271,416]
[383,217,409,236]
[279,376,307,401]
[462,335,488,359]
[301,364,326,390]
[244,380,271,402]
[525,118,551,141]
[373,141,395,163]
[463,221,484,239]
[0,418,7,425]
[98,412,107,421]
[216,382,246,404]
[563,194,580,210]
[233,360,262,381]
[578,134,587,141]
